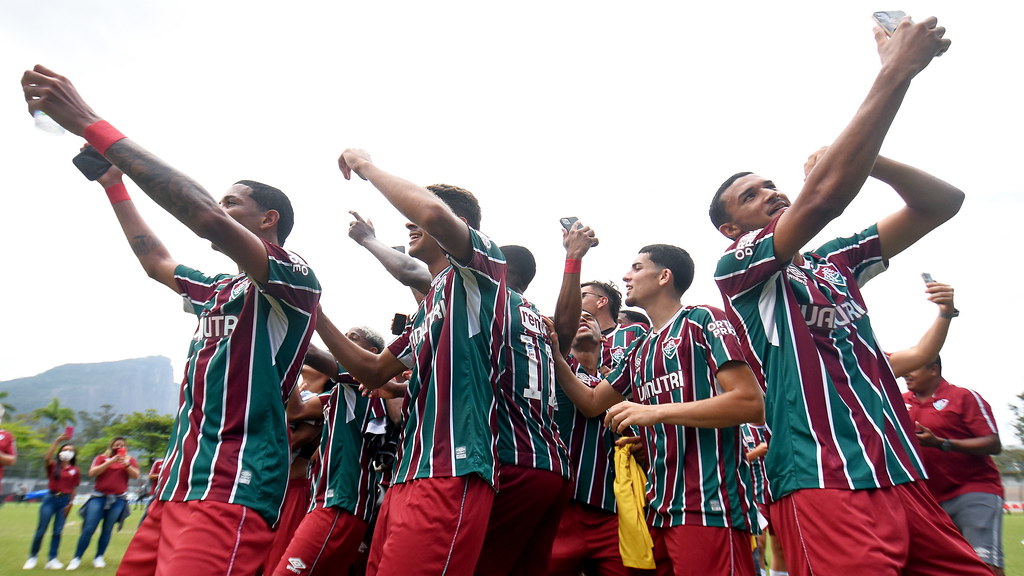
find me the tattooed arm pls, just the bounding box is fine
[22,65,270,283]
[96,165,179,291]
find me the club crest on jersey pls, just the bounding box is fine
[933,399,949,411]
[611,346,626,365]
[812,263,845,288]
[230,278,251,300]
[663,336,681,359]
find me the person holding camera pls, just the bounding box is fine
[68,437,138,570]
[23,433,80,570]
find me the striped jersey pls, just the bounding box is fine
[495,290,570,478]
[739,423,769,508]
[606,305,753,530]
[714,219,924,501]
[602,322,648,369]
[387,228,506,487]
[554,355,619,512]
[309,374,387,522]
[157,240,320,525]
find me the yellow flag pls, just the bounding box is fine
[613,443,655,569]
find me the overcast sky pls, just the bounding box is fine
[3,1,1022,441]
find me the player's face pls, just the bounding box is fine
[622,253,662,308]
[111,438,127,451]
[406,222,443,262]
[219,185,267,234]
[572,312,602,347]
[580,287,607,318]
[902,363,940,395]
[719,174,791,239]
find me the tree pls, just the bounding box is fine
[0,390,14,415]
[0,418,48,480]
[76,404,124,449]
[31,398,76,439]
[1010,391,1024,446]
[80,410,173,464]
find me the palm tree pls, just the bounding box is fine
[32,397,76,439]
[0,390,14,415]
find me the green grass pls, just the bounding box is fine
[0,501,141,573]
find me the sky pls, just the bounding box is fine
[3,2,1022,440]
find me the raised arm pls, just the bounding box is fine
[338,149,473,263]
[872,158,964,259]
[43,433,70,467]
[94,165,178,291]
[22,65,272,283]
[552,221,599,351]
[888,282,957,377]
[315,306,406,390]
[604,360,764,434]
[348,210,432,296]
[771,18,952,261]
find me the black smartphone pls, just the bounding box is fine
[872,10,907,37]
[72,146,112,181]
[559,217,579,232]
[391,313,409,336]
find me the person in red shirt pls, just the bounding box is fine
[0,406,16,491]
[23,432,81,570]
[904,356,1004,575]
[68,437,139,570]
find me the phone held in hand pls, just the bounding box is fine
[872,10,907,36]
[117,447,127,458]
[560,217,579,232]
[72,145,113,181]
[921,272,934,283]
[64,426,74,440]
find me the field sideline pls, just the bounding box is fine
[1,502,1021,572]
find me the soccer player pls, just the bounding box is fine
[551,244,764,575]
[21,65,321,575]
[708,18,991,575]
[904,356,1005,575]
[272,329,395,576]
[319,149,506,575]
[476,245,571,576]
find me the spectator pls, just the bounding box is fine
[24,433,80,570]
[68,437,139,570]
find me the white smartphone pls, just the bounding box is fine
[872,10,908,36]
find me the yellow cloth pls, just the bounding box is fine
[613,443,655,569]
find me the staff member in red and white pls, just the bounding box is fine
[68,437,139,570]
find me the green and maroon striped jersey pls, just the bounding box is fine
[554,356,618,512]
[310,374,386,522]
[715,219,925,502]
[606,306,753,530]
[156,241,320,525]
[495,290,570,478]
[387,229,506,487]
[601,322,648,368]
[739,423,769,508]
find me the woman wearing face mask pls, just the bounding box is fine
[23,432,81,570]
[67,437,139,571]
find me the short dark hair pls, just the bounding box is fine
[930,354,943,374]
[639,244,694,295]
[236,180,295,245]
[619,308,650,329]
[709,171,753,229]
[427,184,482,231]
[501,245,536,292]
[582,280,622,319]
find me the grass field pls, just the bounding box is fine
[0,502,140,572]
[2,502,1023,572]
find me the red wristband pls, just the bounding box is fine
[104,182,131,204]
[564,259,582,274]
[84,120,127,155]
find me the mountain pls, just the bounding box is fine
[0,356,177,417]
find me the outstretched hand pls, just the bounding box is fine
[873,16,950,78]
[348,211,377,245]
[338,149,371,181]
[924,282,956,316]
[21,65,102,136]
[562,221,599,259]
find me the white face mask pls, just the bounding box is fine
[58,450,75,462]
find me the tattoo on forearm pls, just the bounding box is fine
[129,234,163,257]
[106,140,220,223]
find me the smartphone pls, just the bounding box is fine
[64,426,74,440]
[391,313,409,336]
[72,145,113,181]
[560,217,579,232]
[921,272,934,283]
[872,10,907,36]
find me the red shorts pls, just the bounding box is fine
[547,500,651,576]
[649,524,755,576]
[264,476,312,573]
[476,465,569,576]
[116,500,273,576]
[770,481,991,576]
[366,476,495,576]
[272,506,368,576]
